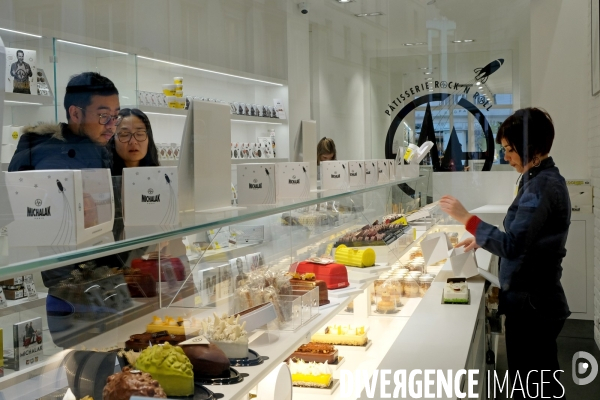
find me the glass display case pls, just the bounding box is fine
[0,174,443,400]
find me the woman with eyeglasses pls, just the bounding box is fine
[108,108,160,175]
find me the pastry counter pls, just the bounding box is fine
[358,245,492,400]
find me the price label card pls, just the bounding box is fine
[179,335,210,346]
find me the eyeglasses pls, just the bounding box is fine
[116,130,148,143]
[76,106,123,126]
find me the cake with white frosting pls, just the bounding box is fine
[200,313,248,358]
[443,279,469,304]
[288,359,332,388]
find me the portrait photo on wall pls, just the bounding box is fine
[5,47,37,95]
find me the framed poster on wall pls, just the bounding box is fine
[5,47,36,95]
[592,0,600,95]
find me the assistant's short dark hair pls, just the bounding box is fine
[64,72,119,120]
[16,50,24,56]
[495,107,554,164]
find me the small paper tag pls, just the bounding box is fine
[179,335,210,346]
[307,256,335,265]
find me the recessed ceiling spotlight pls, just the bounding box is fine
[429,89,434,92]
[476,81,481,85]
[404,43,414,46]
[424,72,432,75]
[368,12,384,16]
[452,40,463,43]
[414,42,427,45]
[337,0,354,3]
[463,39,475,43]
[419,67,430,70]
[478,86,483,89]
[426,78,433,81]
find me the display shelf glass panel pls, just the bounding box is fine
[53,39,136,123]
[0,177,421,277]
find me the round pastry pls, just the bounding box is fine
[103,366,167,400]
[135,343,194,397]
[181,343,230,378]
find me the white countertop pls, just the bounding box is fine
[359,249,492,400]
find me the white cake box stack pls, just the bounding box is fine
[275,162,310,199]
[364,160,379,185]
[377,160,390,183]
[122,166,179,226]
[321,160,349,190]
[5,169,114,245]
[237,163,276,205]
[348,161,366,187]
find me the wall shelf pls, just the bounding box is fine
[4,92,54,106]
[231,114,284,125]
[137,105,286,126]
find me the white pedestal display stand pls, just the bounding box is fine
[178,100,232,212]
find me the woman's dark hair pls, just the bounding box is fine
[108,108,160,176]
[495,107,554,165]
[317,137,337,165]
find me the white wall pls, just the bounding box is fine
[530,0,589,179]
[584,0,600,347]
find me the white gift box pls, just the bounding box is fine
[122,167,179,226]
[6,169,114,245]
[389,159,397,180]
[321,160,349,190]
[364,160,379,185]
[275,162,310,199]
[449,246,479,279]
[377,160,390,183]
[237,163,276,205]
[420,232,452,266]
[348,161,366,187]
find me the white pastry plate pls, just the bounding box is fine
[336,339,373,352]
[293,378,340,395]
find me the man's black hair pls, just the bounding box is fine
[16,49,24,57]
[63,72,119,121]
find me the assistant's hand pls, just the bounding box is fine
[439,195,473,225]
[456,237,480,252]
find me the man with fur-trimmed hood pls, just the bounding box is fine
[9,72,121,171]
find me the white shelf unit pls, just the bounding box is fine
[135,56,289,160]
[4,92,54,107]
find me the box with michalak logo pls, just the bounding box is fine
[377,160,390,183]
[122,166,179,226]
[347,161,366,187]
[236,163,276,205]
[6,169,114,246]
[275,162,310,199]
[364,160,379,185]
[321,161,349,190]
